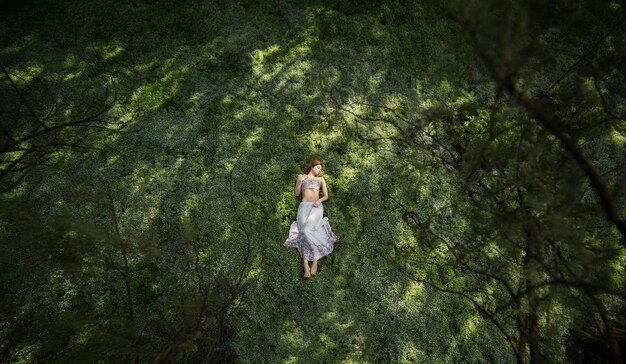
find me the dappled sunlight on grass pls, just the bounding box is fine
[0,34,34,58]
[8,63,45,85]
[6,0,614,362]
[130,69,184,110]
[251,44,282,65]
[611,128,626,146]
[101,44,125,61]
[279,320,307,351]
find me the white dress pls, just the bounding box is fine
[283,178,339,261]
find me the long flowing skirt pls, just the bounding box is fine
[283,202,339,261]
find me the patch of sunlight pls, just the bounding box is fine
[59,286,77,310]
[63,230,79,239]
[334,318,353,333]
[125,172,166,231]
[433,243,451,259]
[255,62,280,81]
[0,35,33,57]
[1,177,27,198]
[280,320,305,350]
[13,343,38,363]
[282,103,301,120]
[371,27,386,39]
[247,265,263,281]
[462,316,478,336]
[12,63,44,85]
[457,218,468,232]
[405,279,425,301]
[399,341,425,363]
[0,151,26,167]
[343,96,369,122]
[483,242,502,259]
[101,44,125,61]
[337,166,358,184]
[180,192,199,221]
[367,70,386,90]
[160,73,181,91]
[251,44,281,64]
[284,356,298,364]
[251,45,285,77]
[383,94,407,112]
[187,91,204,107]
[104,154,120,168]
[288,41,313,58]
[305,128,343,151]
[432,198,450,214]
[275,60,313,92]
[332,274,346,286]
[418,93,435,111]
[221,223,236,243]
[130,66,185,110]
[71,323,96,346]
[340,334,367,363]
[162,56,180,70]
[319,332,337,351]
[616,249,626,269]
[81,256,98,273]
[47,269,77,310]
[244,126,264,148]
[135,60,156,72]
[605,248,625,287]
[438,79,452,94]
[611,128,626,146]
[581,77,596,95]
[63,70,83,82]
[394,226,416,249]
[63,54,79,68]
[144,199,165,224]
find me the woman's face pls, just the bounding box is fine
[311,164,323,176]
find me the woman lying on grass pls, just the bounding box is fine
[284,158,339,278]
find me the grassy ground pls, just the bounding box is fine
[1,1,514,362]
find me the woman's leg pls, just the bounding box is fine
[303,259,311,278]
[302,204,323,276]
[296,203,313,278]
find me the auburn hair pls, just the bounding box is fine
[303,158,323,174]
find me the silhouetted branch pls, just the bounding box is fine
[506,82,626,241]
[0,61,122,190]
[384,252,521,360]
[0,62,42,122]
[544,14,626,96]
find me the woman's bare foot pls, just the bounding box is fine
[311,260,318,275]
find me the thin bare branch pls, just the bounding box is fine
[545,14,626,96]
[0,62,43,122]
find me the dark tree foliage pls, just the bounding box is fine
[353,1,626,363]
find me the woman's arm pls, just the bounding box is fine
[318,177,329,203]
[294,174,305,196]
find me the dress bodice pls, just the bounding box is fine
[301,178,321,192]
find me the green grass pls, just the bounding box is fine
[7,0,613,362]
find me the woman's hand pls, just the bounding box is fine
[313,200,321,207]
[297,174,308,182]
